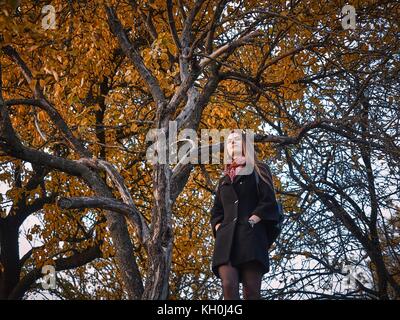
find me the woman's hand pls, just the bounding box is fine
[215,223,221,231]
[249,214,261,224]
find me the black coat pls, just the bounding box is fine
[209,163,281,282]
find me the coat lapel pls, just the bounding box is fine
[221,174,231,185]
[221,169,250,185]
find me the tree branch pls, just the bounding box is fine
[105,6,167,109]
[8,245,102,300]
[1,45,91,158]
[58,196,149,247]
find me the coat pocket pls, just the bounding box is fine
[244,221,268,247]
[216,221,228,233]
[212,220,237,266]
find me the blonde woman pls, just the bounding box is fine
[210,130,280,300]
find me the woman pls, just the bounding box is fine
[210,130,281,300]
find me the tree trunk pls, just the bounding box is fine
[142,163,174,299]
[0,220,20,299]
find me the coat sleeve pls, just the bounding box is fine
[252,164,281,223]
[210,181,224,238]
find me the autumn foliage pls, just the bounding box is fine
[0,0,399,299]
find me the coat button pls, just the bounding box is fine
[240,181,243,184]
[234,200,238,204]
[234,217,237,221]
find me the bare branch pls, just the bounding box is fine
[105,6,167,109]
[8,245,102,300]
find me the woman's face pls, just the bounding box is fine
[226,132,243,159]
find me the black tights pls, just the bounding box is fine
[218,261,264,300]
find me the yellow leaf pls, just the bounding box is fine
[29,79,37,92]
[52,70,59,82]
[130,123,138,131]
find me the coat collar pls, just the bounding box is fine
[221,169,252,185]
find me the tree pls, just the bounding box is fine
[0,0,399,300]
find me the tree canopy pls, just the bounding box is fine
[0,0,399,300]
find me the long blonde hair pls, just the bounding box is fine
[224,130,274,190]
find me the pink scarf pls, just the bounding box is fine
[224,156,246,182]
